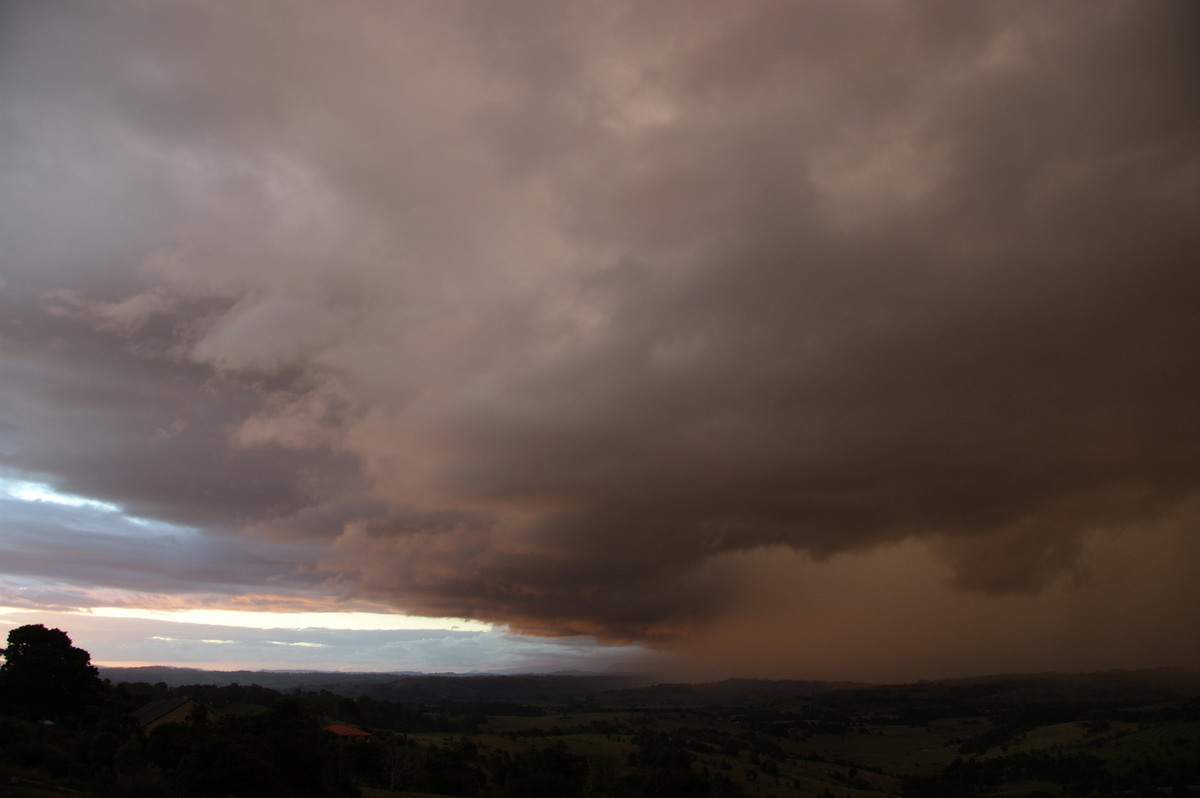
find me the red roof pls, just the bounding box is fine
[322,724,371,737]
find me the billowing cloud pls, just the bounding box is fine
[2,0,1198,676]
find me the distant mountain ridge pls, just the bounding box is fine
[97,665,1200,709]
[98,665,863,705]
[99,666,658,704]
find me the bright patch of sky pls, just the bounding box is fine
[0,475,198,538]
[1,477,121,513]
[88,607,492,632]
[0,606,664,674]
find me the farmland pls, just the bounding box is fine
[3,665,1199,797]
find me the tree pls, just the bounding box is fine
[0,624,103,721]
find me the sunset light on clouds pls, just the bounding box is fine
[1,0,1199,680]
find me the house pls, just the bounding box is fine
[134,696,213,732]
[322,723,372,738]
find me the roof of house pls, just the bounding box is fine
[134,696,198,727]
[322,723,372,738]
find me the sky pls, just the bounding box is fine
[1,0,1199,682]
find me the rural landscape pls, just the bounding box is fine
[2,625,1199,798]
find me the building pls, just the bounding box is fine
[134,696,213,732]
[322,723,372,738]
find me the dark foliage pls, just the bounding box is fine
[0,624,103,722]
[493,740,589,798]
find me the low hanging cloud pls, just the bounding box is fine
[2,1,1199,657]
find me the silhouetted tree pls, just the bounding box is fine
[0,624,102,721]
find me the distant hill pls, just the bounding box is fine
[98,665,862,705]
[100,665,411,692]
[99,666,655,704]
[99,665,1200,709]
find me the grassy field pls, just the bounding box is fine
[360,789,454,798]
[389,700,1200,798]
[6,669,1195,798]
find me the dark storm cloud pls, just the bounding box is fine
[2,0,1198,652]
[0,312,369,529]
